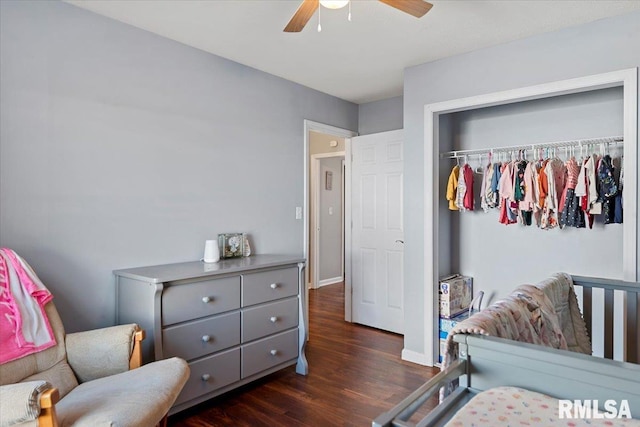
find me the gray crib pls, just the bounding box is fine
[373,275,640,427]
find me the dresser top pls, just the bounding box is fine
[114,254,305,283]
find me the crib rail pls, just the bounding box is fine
[572,275,640,364]
[372,359,468,427]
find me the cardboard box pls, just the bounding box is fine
[438,309,477,363]
[439,309,473,339]
[439,274,473,319]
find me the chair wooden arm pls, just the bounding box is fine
[32,329,143,427]
[38,388,60,427]
[129,328,145,370]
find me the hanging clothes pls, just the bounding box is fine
[586,154,601,216]
[456,163,467,210]
[551,158,567,212]
[598,154,619,224]
[531,161,543,227]
[506,160,519,223]
[463,164,474,211]
[559,157,585,228]
[488,162,501,208]
[540,159,564,230]
[537,159,549,210]
[443,141,623,231]
[498,162,517,225]
[518,161,536,226]
[513,160,527,202]
[480,162,493,213]
[575,157,594,229]
[574,159,587,199]
[446,165,460,211]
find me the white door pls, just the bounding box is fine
[350,129,404,334]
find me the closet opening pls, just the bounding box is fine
[422,68,638,367]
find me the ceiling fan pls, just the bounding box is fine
[284,0,433,32]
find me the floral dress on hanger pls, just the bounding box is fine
[598,154,619,224]
[559,157,585,228]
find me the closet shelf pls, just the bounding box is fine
[440,135,623,160]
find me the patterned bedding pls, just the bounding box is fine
[444,386,639,426]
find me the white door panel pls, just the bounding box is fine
[351,130,404,334]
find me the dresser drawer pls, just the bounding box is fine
[174,347,240,406]
[241,329,298,378]
[162,276,240,325]
[242,297,298,343]
[242,267,298,307]
[163,311,240,360]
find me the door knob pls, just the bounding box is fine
[395,239,404,244]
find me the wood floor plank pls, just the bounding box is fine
[169,283,439,426]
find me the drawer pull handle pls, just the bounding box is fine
[201,374,211,382]
[270,283,278,289]
[202,296,213,304]
[270,349,278,356]
[270,316,278,323]
[202,335,212,343]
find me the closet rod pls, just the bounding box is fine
[440,135,623,159]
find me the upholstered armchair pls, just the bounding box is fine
[0,295,189,427]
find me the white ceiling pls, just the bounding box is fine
[65,0,640,104]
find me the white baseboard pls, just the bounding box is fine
[318,276,343,288]
[401,348,433,367]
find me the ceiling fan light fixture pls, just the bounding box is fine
[284,0,432,32]
[319,0,349,10]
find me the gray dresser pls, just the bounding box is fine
[114,255,307,413]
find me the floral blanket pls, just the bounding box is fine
[440,273,591,399]
[535,273,591,354]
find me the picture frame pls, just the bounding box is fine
[218,233,244,259]
[325,171,333,190]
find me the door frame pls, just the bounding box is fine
[422,68,638,366]
[310,152,346,290]
[303,120,357,305]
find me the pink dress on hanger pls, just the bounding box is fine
[463,164,474,211]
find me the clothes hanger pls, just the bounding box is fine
[474,154,484,174]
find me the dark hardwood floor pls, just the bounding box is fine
[168,283,439,427]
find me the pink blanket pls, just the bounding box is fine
[0,248,56,364]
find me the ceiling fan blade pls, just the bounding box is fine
[378,0,433,18]
[284,0,319,32]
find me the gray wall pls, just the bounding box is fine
[0,0,358,332]
[403,11,640,357]
[358,96,403,135]
[319,157,344,283]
